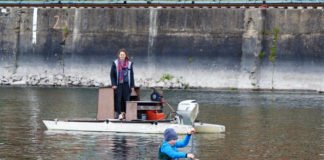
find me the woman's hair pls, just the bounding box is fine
[117,48,129,60]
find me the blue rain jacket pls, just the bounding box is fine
[159,134,191,160]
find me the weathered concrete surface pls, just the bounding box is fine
[0,8,323,91]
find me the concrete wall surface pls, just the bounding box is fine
[0,8,323,91]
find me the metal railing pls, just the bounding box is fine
[0,0,323,4]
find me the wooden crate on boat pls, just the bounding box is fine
[97,87,140,120]
[126,101,163,121]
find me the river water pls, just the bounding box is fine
[0,87,323,160]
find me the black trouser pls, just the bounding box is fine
[115,82,131,115]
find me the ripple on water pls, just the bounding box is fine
[0,88,323,159]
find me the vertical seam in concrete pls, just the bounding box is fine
[72,8,80,54]
[148,8,158,54]
[239,9,265,89]
[13,9,22,74]
[32,8,38,44]
[147,8,158,76]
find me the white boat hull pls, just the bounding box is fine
[43,120,225,134]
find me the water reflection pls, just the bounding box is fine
[43,131,166,160]
[42,130,224,160]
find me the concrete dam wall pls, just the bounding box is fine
[0,7,323,91]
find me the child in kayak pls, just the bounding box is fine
[159,128,195,160]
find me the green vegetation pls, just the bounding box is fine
[229,87,238,91]
[258,51,265,60]
[63,26,69,38]
[188,57,193,64]
[159,73,174,81]
[157,74,190,89]
[269,27,279,64]
[269,27,280,90]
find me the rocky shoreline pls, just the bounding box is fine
[0,74,102,87]
[1,74,323,94]
[0,74,190,89]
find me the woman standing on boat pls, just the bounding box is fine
[110,48,135,119]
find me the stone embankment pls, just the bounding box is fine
[0,7,323,92]
[0,73,188,88]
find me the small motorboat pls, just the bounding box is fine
[43,88,225,134]
[43,100,225,134]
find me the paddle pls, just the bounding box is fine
[189,106,200,160]
[188,121,199,160]
[188,130,199,160]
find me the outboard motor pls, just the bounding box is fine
[176,100,199,125]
